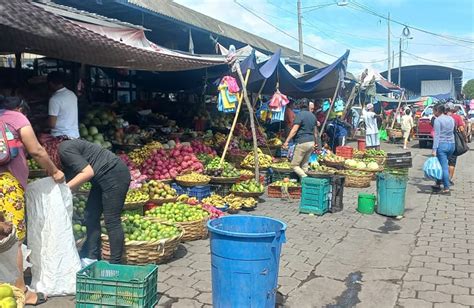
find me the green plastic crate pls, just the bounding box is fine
[300,177,330,215]
[76,261,158,308]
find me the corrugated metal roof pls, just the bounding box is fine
[124,0,328,69]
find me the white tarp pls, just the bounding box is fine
[421,80,454,97]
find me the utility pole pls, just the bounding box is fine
[398,37,402,86]
[297,0,304,73]
[387,12,391,82]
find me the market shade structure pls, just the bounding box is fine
[246,50,350,98]
[0,0,226,71]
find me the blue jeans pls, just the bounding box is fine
[436,142,455,189]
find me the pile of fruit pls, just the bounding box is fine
[239,169,254,177]
[140,181,176,200]
[321,153,345,163]
[267,137,282,147]
[224,194,257,211]
[125,189,149,204]
[145,202,209,223]
[344,159,380,171]
[73,223,87,241]
[231,179,264,193]
[73,195,87,222]
[241,148,273,169]
[175,172,210,184]
[271,160,291,170]
[202,194,226,209]
[80,182,92,191]
[79,123,112,150]
[204,158,240,178]
[365,149,386,157]
[197,153,214,166]
[0,284,19,308]
[128,141,164,165]
[121,214,181,242]
[270,179,300,187]
[309,162,337,174]
[190,140,216,156]
[27,159,41,170]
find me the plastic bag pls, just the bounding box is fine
[423,157,442,180]
[0,226,20,284]
[379,128,388,141]
[25,178,81,296]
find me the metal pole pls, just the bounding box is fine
[387,13,391,82]
[398,37,402,86]
[297,0,304,73]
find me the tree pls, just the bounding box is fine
[463,79,474,99]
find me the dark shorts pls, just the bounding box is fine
[448,155,457,167]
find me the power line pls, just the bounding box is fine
[233,0,389,64]
[403,52,474,71]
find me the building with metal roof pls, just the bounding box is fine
[381,65,463,99]
[52,0,328,70]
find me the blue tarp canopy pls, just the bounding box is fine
[245,49,350,98]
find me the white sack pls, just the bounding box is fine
[0,227,20,284]
[25,178,81,295]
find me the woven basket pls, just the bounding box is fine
[345,165,384,173]
[123,201,146,210]
[320,160,346,170]
[387,128,403,138]
[267,185,301,199]
[176,179,210,187]
[271,166,292,173]
[366,156,387,166]
[28,169,47,178]
[353,152,365,159]
[149,197,178,205]
[210,176,240,184]
[145,216,209,242]
[7,285,25,308]
[230,191,264,198]
[101,224,184,265]
[339,173,372,188]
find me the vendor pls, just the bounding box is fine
[58,139,130,265]
[362,103,381,150]
[47,72,79,139]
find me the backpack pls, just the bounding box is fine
[0,121,20,165]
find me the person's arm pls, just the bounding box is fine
[48,98,59,129]
[313,126,320,147]
[432,118,441,156]
[19,125,64,182]
[67,165,94,191]
[283,124,300,149]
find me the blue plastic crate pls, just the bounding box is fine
[300,177,330,215]
[172,183,211,201]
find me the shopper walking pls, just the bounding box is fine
[58,139,130,264]
[431,103,455,194]
[401,109,414,149]
[283,99,318,178]
[445,103,466,184]
[362,103,381,150]
[0,96,64,305]
[47,72,79,139]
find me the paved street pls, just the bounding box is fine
[39,141,474,308]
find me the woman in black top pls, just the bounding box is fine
[59,139,130,264]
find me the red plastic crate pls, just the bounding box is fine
[336,146,354,159]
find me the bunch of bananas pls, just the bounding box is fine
[224,194,257,210]
[129,141,163,165]
[239,169,254,176]
[202,194,226,208]
[241,148,272,169]
[267,137,282,146]
[125,189,149,204]
[176,172,210,183]
[214,133,226,146]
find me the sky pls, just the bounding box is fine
[175,0,474,84]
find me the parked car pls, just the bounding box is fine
[416,104,472,148]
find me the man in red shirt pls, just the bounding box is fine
[446,103,465,184]
[284,100,296,136]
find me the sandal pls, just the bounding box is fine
[25,288,47,306]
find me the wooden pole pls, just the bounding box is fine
[319,79,341,138]
[220,69,251,166]
[235,63,260,182]
[390,91,405,129]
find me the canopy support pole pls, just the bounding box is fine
[319,79,341,138]
[390,91,405,129]
[342,83,358,119]
[235,63,260,182]
[220,69,251,166]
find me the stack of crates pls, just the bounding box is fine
[171,183,211,201]
[300,177,331,215]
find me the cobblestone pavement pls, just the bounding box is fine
[38,142,474,308]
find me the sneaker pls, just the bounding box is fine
[80,258,97,268]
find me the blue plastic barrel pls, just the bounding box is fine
[207,215,287,308]
[376,172,408,217]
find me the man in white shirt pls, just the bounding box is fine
[362,103,381,149]
[47,72,79,139]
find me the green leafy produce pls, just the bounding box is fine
[365,149,386,157]
[145,202,209,223]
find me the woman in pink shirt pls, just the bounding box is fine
[0,96,64,305]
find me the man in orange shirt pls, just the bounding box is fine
[284,100,296,136]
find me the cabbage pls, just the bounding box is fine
[367,162,379,170]
[356,162,367,169]
[345,159,357,167]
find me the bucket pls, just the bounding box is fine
[357,193,376,214]
[207,216,287,308]
[357,139,366,151]
[376,172,408,217]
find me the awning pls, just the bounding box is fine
[0,1,226,71]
